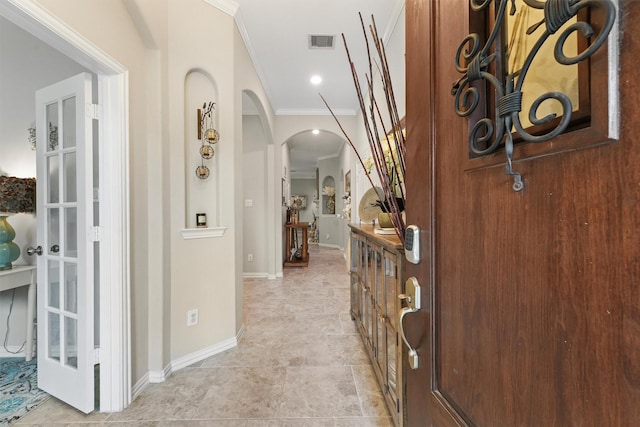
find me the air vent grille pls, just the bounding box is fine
[309,34,335,49]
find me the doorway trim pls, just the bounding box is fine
[0,0,131,412]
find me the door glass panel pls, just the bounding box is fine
[62,96,76,149]
[48,208,60,255]
[64,317,78,369]
[46,102,59,152]
[47,156,59,203]
[376,315,386,379]
[48,312,60,362]
[364,286,372,343]
[385,256,397,327]
[64,207,78,257]
[93,115,100,226]
[48,260,60,309]
[63,152,77,203]
[387,325,397,399]
[64,262,78,314]
[375,249,384,311]
[506,2,579,129]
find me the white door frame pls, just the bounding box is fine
[0,0,131,412]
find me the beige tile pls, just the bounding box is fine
[15,247,392,427]
[352,365,391,419]
[190,367,287,419]
[13,396,109,425]
[166,421,250,427]
[278,366,362,418]
[281,419,335,426]
[334,417,394,427]
[106,368,213,422]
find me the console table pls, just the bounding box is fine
[349,225,405,426]
[284,222,309,267]
[0,265,36,361]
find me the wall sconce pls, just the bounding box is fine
[27,123,36,151]
[196,101,219,180]
[26,122,58,151]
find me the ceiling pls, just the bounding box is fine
[233,0,405,178]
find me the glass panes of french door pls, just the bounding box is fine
[45,95,79,370]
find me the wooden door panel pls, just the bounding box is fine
[405,0,640,425]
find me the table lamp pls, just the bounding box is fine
[0,176,36,270]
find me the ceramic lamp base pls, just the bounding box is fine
[0,215,20,270]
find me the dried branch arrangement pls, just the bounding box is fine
[320,13,406,243]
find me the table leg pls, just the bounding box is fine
[25,270,35,362]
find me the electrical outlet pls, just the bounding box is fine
[247,253,253,262]
[326,234,330,239]
[187,309,198,326]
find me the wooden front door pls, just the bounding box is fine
[403,0,640,425]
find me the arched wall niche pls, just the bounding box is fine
[184,68,220,229]
[321,175,336,215]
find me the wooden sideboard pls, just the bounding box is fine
[349,224,405,426]
[284,222,309,267]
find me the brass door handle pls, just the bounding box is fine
[398,277,421,370]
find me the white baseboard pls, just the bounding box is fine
[131,325,245,399]
[171,335,237,372]
[147,363,172,384]
[242,272,269,278]
[131,372,149,400]
[319,243,341,249]
[235,324,245,343]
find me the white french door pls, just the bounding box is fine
[35,72,96,413]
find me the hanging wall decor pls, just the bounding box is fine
[196,101,219,179]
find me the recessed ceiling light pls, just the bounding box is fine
[312,129,320,135]
[310,75,322,85]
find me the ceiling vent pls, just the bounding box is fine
[309,34,335,49]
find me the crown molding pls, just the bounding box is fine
[200,0,278,115]
[381,0,405,45]
[276,108,357,116]
[233,9,276,109]
[200,0,238,16]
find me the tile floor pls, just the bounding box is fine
[15,245,392,426]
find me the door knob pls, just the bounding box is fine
[26,246,43,256]
[50,244,60,253]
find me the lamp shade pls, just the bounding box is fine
[0,176,36,270]
[0,176,36,214]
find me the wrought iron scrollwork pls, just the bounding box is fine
[452,0,616,191]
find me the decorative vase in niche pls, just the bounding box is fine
[0,215,20,270]
[326,196,335,214]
